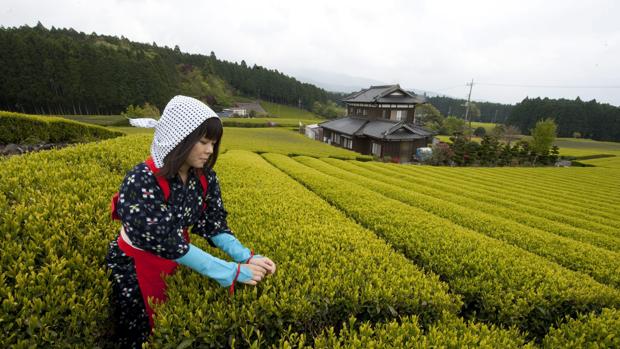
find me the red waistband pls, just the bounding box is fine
[117,228,190,269]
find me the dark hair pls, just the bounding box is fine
[158,118,223,178]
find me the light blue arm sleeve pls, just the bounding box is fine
[175,244,252,287]
[210,233,254,263]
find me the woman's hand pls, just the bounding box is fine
[249,256,276,275]
[239,264,267,285]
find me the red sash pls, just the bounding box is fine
[117,229,189,329]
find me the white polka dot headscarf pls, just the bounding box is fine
[150,95,219,168]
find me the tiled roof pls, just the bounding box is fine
[320,117,434,140]
[342,85,426,104]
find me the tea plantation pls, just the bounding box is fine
[1,128,619,348]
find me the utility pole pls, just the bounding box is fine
[464,79,474,139]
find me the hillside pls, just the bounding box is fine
[0,23,330,116]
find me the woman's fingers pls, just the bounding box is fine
[250,257,277,275]
[245,264,266,281]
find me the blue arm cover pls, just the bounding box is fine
[210,233,253,263]
[175,244,252,287]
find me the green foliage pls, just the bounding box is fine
[415,103,444,131]
[301,157,620,289]
[0,136,150,348]
[0,24,332,116]
[266,154,620,339]
[222,118,319,128]
[530,118,557,155]
[337,160,620,252]
[222,128,361,159]
[508,96,620,142]
[0,111,123,144]
[279,312,531,348]
[440,116,467,136]
[543,308,620,348]
[260,101,323,120]
[444,133,559,167]
[427,96,513,123]
[474,126,486,137]
[311,101,345,119]
[121,102,161,118]
[176,64,234,108]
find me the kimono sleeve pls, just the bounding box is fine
[191,169,234,242]
[116,164,190,259]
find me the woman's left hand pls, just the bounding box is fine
[249,256,276,275]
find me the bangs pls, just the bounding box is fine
[200,118,223,142]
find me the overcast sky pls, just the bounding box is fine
[2,0,619,106]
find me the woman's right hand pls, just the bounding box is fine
[239,264,267,285]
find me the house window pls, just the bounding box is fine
[382,110,387,119]
[371,142,382,156]
[331,133,341,144]
[363,108,368,116]
[343,137,353,149]
[389,110,404,121]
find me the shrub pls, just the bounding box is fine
[474,126,486,137]
[0,111,123,144]
[121,102,160,118]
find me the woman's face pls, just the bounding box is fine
[185,136,217,169]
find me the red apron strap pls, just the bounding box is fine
[110,192,121,220]
[145,156,171,201]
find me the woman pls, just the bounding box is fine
[106,95,276,348]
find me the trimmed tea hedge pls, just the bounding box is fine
[298,156,620,287]
[264,153,620,339]
[542,308,620,348]
[277,312,533,348]
[0,111,123,144]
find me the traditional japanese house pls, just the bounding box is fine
[319,84,434,163]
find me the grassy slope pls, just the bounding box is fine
[260,101,323,120]
[109,126,367,159]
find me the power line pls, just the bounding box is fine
[476,82,620,89]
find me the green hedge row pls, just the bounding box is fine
[0,111,123,144]
[277,312,532,348]
[369,162,620,239]
[348,160,620,252]
[401,165,620,234]
[263,153,620,339]
[542,308,620,348]
[300,156,620,287]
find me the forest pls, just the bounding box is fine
[507,97,620,141]
[0,23,331,115]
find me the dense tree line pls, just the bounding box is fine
[507,97,620,141]
[425,96,514,123]
[0,23,330,115]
